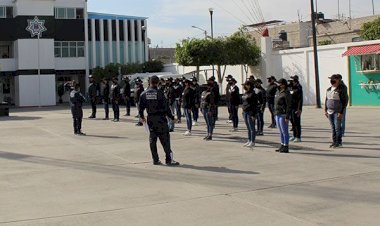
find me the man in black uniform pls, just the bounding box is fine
[70,83,87,135]
[209,76,220,120]
[111,77,121,122]
[266,76,278,128]
[88,75,97,119]
[289,75,303,142]
[191,77,201,126]
[225,75,233,123]
[134,78,145,126]
[173,78,183,123]
[139,76,180,166]
[101,78,110,120]
[123,76,131,116]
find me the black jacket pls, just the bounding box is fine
[256,87,267,112]
[266,83,278,103]
[134,84,144,104]
[290,84,303,112]
[274,89,292,119]
[165,85,176,105]
[201,90,215,110]
[111,84,121,102]
[182,87,195,109]
[193,84,201,106]
[325,83,348,114]
[103,83,110,103]
[139,87,174,120]
[229,85,241,106]
[123,82,131,98]
[242,91,258,116]
[212,83,220,104]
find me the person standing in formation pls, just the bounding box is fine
[191,77,201,126]
[325,74,348,148]
[134,78,144,126]
[139,76,180,166]
[123,76,131,117]
[266,76,278,128]
[101,78,110,120]
[70,83,87,136]
[255,79,266,136]
[165,78,176,132]
[289,75,303,143]
[88,75,97,119]
[225,75,233,124]
[274,78,292,153]
[173,78,183,124]
[201,78,216,141]
[209,76,220,121]
[111,78,121,122]
[229,78,240,132]
[242,80,259,148]
[182,79,195,136]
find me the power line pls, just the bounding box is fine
[208,0,250,25]
[231,0,255,24]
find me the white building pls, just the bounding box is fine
[0,0,148,106]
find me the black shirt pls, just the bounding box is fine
[266,83,278,103]
[274,89,292,119]
[139,87,174,120]
[242,91,258,116]
[182,87,195,109]
[229,85,241,106]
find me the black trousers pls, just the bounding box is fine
[90,100,97,117]
[148,116,173,163]
[268,102,276,126]
[104,102,109,119]
[291,110,302,138]
[71,108,83,134]
[231,105,239,128]
[112,101,120,120]
[227,102,232,120]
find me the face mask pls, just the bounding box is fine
[330,80,337,85]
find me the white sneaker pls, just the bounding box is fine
[184,131,192,136]
[294,138,302,143]
[230,128,238,132]
[289,137,296,142]
[192,122,198,126]
[243,141,250,147]
[247,142,255,148]
[226,120,232,124]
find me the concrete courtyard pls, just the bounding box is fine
[0,106,379,226]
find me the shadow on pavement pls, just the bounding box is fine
[85,135,128,139]
[293,152,380,159]
[180,164,259,175]
[0,116,42,121]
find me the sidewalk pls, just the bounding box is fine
[0,106,379,226]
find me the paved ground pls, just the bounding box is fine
[0,105,379,226]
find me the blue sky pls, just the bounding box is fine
[88,0,379,47]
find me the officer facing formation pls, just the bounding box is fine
[88,75,98,119]
[111,77,121,122]
[138,76,180,166]
[101,78,110,120]
[70,83,87,136]
[123,76,132,117]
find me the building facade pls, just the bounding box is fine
[0,0,148,106]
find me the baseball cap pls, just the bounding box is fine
[275,78,288,86]
[290,75,299,81]
[267,76,276,81]
[329,74,340,80]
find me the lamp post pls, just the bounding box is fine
[191,26,208,39]
[209,8,215,77]
[372,0,375,15]
[310,0,322,108]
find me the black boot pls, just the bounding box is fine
[280,146,289,153]
[276,145,284,152]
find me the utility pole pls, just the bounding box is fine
[338,0,340,20]
[209,8,215,78]
[310,0,322,108]
[372,0,375,15]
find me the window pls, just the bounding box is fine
[55,8,84,19]
[55,41,85,58]
[76,8,84,19]
[61,42,69,57]
[0,6,13,18]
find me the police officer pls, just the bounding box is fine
[165,78,176,132]
[139,76,180,166]
[266,76,278,128]
[70,83,86,136]
[288,75,303,143]
[225,75,233,124]
[123,76,131,116]
[255,79,267,136]
[88,75,97,119]
[101,78,110,120]
[191,77,201,126]
[173,78,183,123]
[111,77,121,122]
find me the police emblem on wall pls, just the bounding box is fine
[26,16,47,38]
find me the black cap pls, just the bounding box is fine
[255,79,263,84]
[226,75,233,79]
[329,74,340,80]
[290,75,299,81]
[276,78,288,86]
[209,76,216,81]
[249,75,255,80]
[242,80,254,86]
[191,77,198,82]
[267,76,276,81]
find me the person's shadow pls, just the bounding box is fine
[180,164,259,175]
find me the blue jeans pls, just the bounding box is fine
[243,112,256,142]
[202,108,215,135]
[256,110,264,133]
[192,106,199,122]
[328,113,343,145]
[184,108,193,131]
[275,115,289,145]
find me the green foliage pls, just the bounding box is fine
[360,17,380,40]
[319,40,333,46]
[91,61,164,81]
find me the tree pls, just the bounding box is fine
[143,60,164,73]
[360,17,380,41]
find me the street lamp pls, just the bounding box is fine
[209,8,215,77]
[191,26,208,39]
